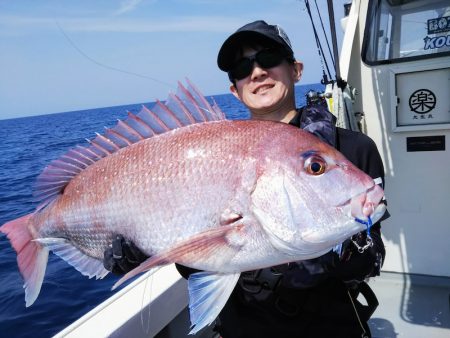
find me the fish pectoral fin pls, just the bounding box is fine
[112,256,160,290]
[112,223,246,290]
[34,237,109,279]
[188,271,240,334]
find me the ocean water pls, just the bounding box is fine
[0,83,323,338]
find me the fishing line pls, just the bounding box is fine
[347,289,369,338]
[140,270,155,334]
[355,216,373,239]
[54,20,175,89]
[353,216,374,253]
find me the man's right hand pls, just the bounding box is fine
[103,235,149,275]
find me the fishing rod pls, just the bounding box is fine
[312,0,336,71]
[303,0,333,84]
[303,0,359,131]
[303,0,347,88]
[326,0,342,84]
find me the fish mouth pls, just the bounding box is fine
[302,203,386,243]
[301,185,386,245]
[336,184,384,219]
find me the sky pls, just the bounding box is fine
[0,0,346,120]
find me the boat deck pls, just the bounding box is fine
[157,271,450,338]
[54,268,450,337]
[367,272,450,338]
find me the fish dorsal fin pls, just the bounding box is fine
[33,79,226,209]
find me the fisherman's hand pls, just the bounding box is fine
[103,235,149,275]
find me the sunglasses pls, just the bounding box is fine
[228,48,292,81]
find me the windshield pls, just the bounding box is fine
[362,0,450,65]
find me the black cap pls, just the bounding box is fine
[217,20,294,72]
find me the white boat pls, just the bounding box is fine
[54,1,450,337]
[338,1,450,336]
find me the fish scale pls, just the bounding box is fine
[36,121,252,257]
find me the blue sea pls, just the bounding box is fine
[0,83,323,338]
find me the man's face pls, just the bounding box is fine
[230,45,303,119]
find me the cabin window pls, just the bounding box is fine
[362,0,450,65]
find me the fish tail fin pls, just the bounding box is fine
[0,214,49,307]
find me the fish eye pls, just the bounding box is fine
[304,156,327,175]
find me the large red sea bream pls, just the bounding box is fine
[1,79,385,334]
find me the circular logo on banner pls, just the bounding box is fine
[409,89,436,114]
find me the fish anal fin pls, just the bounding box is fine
[112,223,246,290]
[35,238,109,279]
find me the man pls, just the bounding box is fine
[105,20,387,338]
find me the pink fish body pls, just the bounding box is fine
[1,80,385,334]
